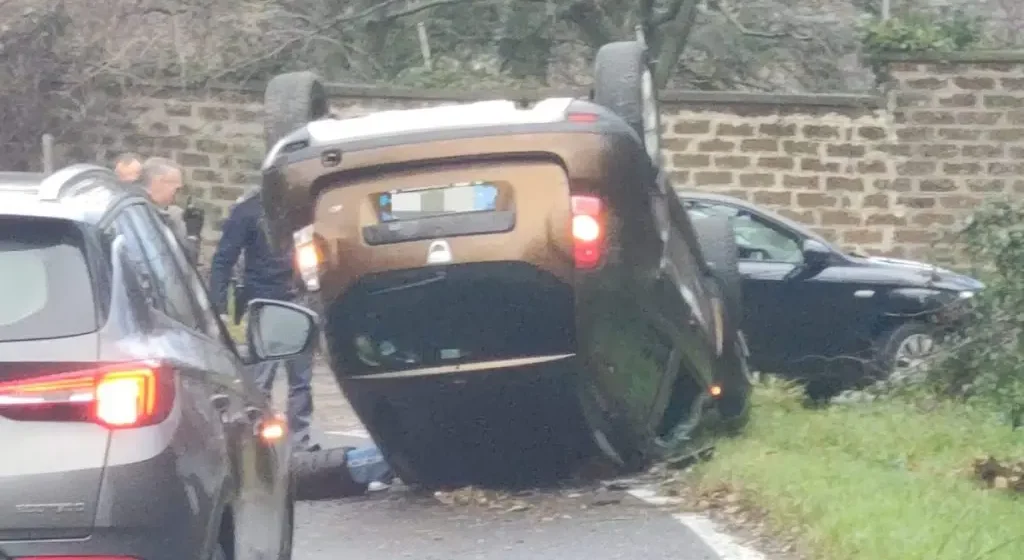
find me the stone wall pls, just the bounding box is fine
[93,52,1024,262]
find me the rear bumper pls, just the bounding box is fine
[0,526,198,560]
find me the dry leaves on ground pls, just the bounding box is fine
[972,455,1024,493]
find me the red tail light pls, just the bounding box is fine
[571,195,606,270]
[0,362,173,428]
[567,111,600,123]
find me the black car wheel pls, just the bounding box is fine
[593,40,661,163]
[874,321,940,384]
[264,71,329,150]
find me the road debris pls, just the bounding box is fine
[433,486,533,512]
[973,455,1024,493]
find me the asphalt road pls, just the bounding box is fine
[273,364,761,560]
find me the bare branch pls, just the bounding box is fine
[651,0,689,27]
[706,0,812,41]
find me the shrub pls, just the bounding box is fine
[930,200,1024,428]
[859,9,983,54]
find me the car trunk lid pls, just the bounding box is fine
[0,216,109,540]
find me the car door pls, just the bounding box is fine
[134,203,285,558]
[107,204,237,553]
[636,173,719,430]
[684,200,879,376]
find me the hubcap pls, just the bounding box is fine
[892,333,937,379]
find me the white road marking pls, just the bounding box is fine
[325,429,371,439]
[628,487,767,560]
[323,425,768,559]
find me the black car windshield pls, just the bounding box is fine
[0,217,98,343]
[685,200,806,262]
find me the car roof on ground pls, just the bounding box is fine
[305,98,580,145]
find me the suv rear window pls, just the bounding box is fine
[0,217,97,342]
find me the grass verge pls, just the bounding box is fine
[690,380,1024,560]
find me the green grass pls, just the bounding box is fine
[693,381,1024,560]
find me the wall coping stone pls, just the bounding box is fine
[875,50,1024,63]
[137,80,883,110]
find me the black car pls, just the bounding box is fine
[0,165,318,560]
[680,192,983,394]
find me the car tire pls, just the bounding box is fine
[593,40,661,163]
[690,214,743,333]
[873,321,939,384]
[716,336,753,434]
[291,446,368,500]
[264,71,329,149]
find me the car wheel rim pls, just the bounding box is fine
[640,66,661,162]
[893,333,937,378]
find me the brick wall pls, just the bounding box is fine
[91,52,1024,263]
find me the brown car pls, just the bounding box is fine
[258,41,754,486]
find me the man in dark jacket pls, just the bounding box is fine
[209,186,318,452]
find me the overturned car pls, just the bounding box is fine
[258,41,754,486]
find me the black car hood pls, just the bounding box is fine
[846,254,985,293]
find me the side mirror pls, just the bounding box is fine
[246,298,320,362]
[801,239,832,272]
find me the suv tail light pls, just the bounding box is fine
[293,224,321,291]
[0,361,174,428]
[571,195,606,270]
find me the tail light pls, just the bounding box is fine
[0,362,174,429]
[571,195,606,270]
[566,111,600,123]
[259,412,287,443]
[293,224,321,292]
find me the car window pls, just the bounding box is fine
[686,201,803,264]
[145,206,241,352]
[0,217,98,343]
[109,210,160,310]
[116,205,203,329]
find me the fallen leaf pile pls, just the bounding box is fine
[972,455,1024,493]
[433,486,533,512]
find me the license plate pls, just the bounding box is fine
[376,182,499,223]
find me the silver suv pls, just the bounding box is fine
[0,165,315,560]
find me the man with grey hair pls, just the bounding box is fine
[140,157,201,263]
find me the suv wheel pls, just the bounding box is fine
[264,71,329,149]
[690,214,743,335]
[716,337,753,434]
[593,40,661,162]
